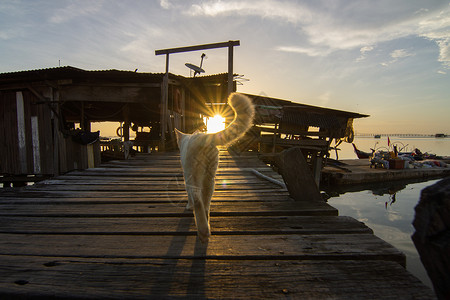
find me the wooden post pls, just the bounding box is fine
[123,122,130,142]
[181,88,186,131]
[160,54,169,151]
[123,104,130,142]
[31,116,41,174]
[155,40,240,140]
[272,123,278,153]
[81,101,85,130]
[276,147,322,202]
[83,118,91,132]
[15,91,27,174]
[43,87,60,176]
[313,155,323,187]
[228,43,234,95]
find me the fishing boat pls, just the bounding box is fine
[352,143,373,159]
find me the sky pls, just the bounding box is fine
[1,0,449,135]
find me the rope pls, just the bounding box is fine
[250,169,287,189]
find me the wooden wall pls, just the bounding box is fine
[0,90,100,178]
[0,90,53,175]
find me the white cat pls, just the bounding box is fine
[175,93,255,243]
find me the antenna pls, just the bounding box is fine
[234,74,249,85]
[185,53,207,77]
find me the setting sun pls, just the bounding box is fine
[205,115,226,133]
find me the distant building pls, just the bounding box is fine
[0,66,367,185]
[0,66,229,184]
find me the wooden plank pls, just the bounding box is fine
[0,193,292,202]
[0,256,433,299]
[55,174,284,181]
[30,183,284,191]
[15,91,27,174]
[0,216,371,235]
[28,184,284,192]
[0,234,405,265]
[36,177,280,185]
[37,98,54,174]
[0,190,292,199]
[30,116,41,174]
[0,149,434,299]
[62,166,275,174]
[0,92,19,174]
[0,201,337,217]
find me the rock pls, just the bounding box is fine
[412,177,450,299]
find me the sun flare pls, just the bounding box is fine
[205,114,226,133]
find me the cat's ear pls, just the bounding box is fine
[174,129,184,146]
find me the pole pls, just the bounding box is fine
[228,43,234,95]
[160,53,169,151]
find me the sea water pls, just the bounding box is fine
[326,136,450,290]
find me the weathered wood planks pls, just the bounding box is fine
[0,201,337,217]
[0,256,432,299]
[0,216,372,235]
[0,150,436,299]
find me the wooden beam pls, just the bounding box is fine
[59,85,158,103]
[156,40,240,150]
[155,40,240,55]
[276,147,323,202]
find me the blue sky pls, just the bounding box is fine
[1,0,449,134]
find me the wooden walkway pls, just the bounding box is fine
[0,150,435,299]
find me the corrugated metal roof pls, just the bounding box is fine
[0,66,229,85]
[244,93,369,119]
[0,66,166,84]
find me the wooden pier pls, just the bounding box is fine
[0,150,435,299]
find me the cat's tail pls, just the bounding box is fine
[212,93,255,146]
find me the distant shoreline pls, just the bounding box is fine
[356,134,447,138]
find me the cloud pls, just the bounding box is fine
[160,0,172,9]
[390,49,414,59]
[427,37,450,67]
[356,45,375,61]
[417,5,450,67]
[49,1,103,24]
[360,46,374,54]
[186,0,312,24]
[186,0,450,67]
[381,49,415,66]
[275,46,332,57]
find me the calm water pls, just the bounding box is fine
[326,136,450,290]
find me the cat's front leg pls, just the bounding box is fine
[185,184,197,211]
[186,201,193,211]
[186,192,194,210]
[186,185,210,243]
